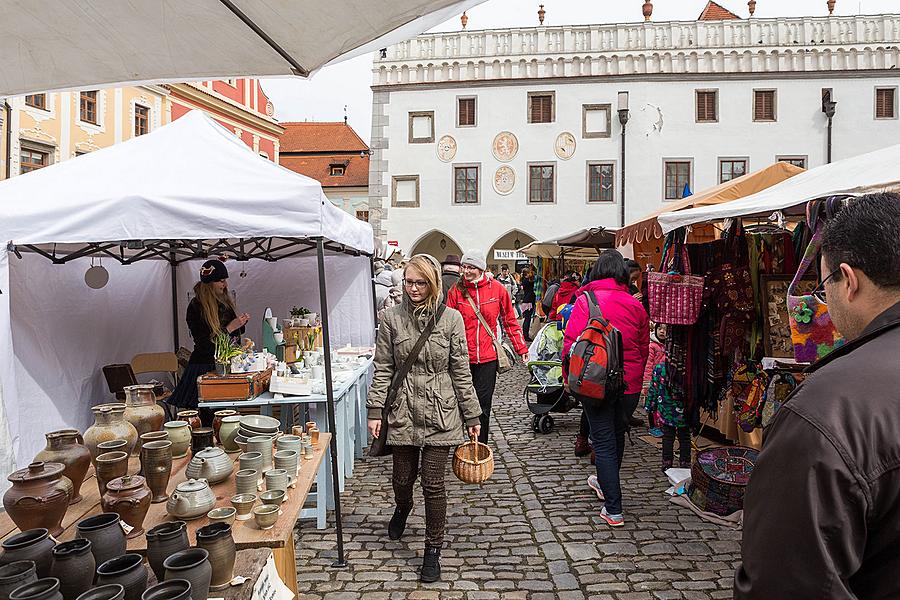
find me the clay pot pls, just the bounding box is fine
[210,411,237,445]
[140,580,191,600]
[189,430,213,458]
[95,452,129,499]
[4,463,70,537]
[216,417,241,454]
[0,531,54,579]
[84,404,138,461]
[0,562,37,600]
[101,476,151,539]
[165,480,215,521]
[233,470,258,496]
[95,441,128,464]
[252,505,278,530]
[74,586,124,600]
[162,549,210,600]
[175,412,201,431]
[33,430,91,505]
[245,437,273,473]
[162,423,191,459]
[264,469,288,492]
[140,441,172,503]
[145,522,188,583]
[8,578,62,600]
[95,555,148,600]
[229,495,255,522]
[49,540,94,600]
[123,386,166,456]
[195,524,234,592]
[74,514,125,570]
[185,448,232,485]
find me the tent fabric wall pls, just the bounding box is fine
[0,254,17,480]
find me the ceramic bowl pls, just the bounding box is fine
[239,415,280,434]
[258,489,285,506]
[206,507,236,526]
[230,494,256,521]
[252,505,279,530]
[234,435,248,453]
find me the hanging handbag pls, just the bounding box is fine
[760,372,799,428]
[465,294,516,373]
[368,304,446,457]
[648,231,705,325]
[709,223,755,318]
[735,371,769,433]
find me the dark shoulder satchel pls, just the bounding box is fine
[369,304,447,457]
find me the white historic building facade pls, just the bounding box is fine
[368,13,900,264]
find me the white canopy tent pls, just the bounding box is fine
[658,143,900,234]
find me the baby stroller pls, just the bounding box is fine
[523,321,578,434]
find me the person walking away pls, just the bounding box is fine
[520,267,537,342]
[735,193,900,599]
[446,250,529,443]
[367,255,482,583]
[549,272,580,322]
[374,268,393,318]
[440,254,461,305]
[564,250,649,527]
[641,322,667,438]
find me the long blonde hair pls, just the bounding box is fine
[404,255,441,314]
[193,281,238,337]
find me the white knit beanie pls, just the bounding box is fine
[461,249,487,271]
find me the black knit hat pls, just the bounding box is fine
[199,259,228,283]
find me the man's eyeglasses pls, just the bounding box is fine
[812,268,841,303]
[403,279,429,289]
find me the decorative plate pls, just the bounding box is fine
[493,166,516,195]
[554,132,577,160]
[436,135,457,162]
[492,131,519,162]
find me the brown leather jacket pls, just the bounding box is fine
[735,301,900,599]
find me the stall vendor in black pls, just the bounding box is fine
[170,259,250,413]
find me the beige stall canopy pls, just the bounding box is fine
[521,228,617,260]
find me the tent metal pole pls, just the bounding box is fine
[369,256,378,323]
[316,238,347,568]
[170,249,179,351]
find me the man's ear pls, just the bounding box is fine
[842,263,861,301]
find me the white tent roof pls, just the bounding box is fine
[0,0,484,97]
[658,143,900,234]
[0,110,374,253]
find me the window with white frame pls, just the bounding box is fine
[719,158,748,183]
[664,160,692,200]
[582,104,612,138]
[587,162,615,203]
[392,175,420,207]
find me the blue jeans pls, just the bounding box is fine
[581,392,639,515]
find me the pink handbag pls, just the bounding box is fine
[648,233,705,326]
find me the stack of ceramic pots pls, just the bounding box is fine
[83,404,138,460]
[3,464,70,537]
[75,514,126,570]
[162,549,210,600]
[95,555,148,600]
[50,540,94,600]
[122,385,166,455]
[33,430,91,505]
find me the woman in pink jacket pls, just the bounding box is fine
[563,250,649,527]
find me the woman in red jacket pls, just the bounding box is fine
[446,249,529,443]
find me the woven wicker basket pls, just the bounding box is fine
[453,436,494,484]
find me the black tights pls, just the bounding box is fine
[662,424,691,464]
[391,446,451,548]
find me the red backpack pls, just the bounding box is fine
[567,291,624,402]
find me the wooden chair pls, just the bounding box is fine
[131,352,179,419]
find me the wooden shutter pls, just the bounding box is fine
[697,91,716,122]
[458,98,475,126]
[754,91,775,121]
[530,95,552,123]
[876,88,895,118]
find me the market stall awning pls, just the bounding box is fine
[658,143,900,234]
[616,161,804,246]
[0,0,485,97]
[520,228,616,259]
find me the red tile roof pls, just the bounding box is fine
[698,1,741,20]
[279,121,369,153]
[279,154,369,188]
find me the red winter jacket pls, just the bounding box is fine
[562,279,650,394]
[446,277,528,365]
[549,280,580,321]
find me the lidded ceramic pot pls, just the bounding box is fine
[166,480,215,521]
[145,522,188,582]
[83,404,138,461]
[4,463,70,537]
[163,422,191,458]
[95,555,148,600]
[122,385,166,456]
[194,524,234,591]
[8,578,62,600]
[49,540,94,600]
[74,514,125,570]
[185,448,232,485]
[33,430,91,505]
[101,476,152,538]
[0,530,54,578]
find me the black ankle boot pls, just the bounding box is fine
[388,506,411,540]
[420,546,441,583]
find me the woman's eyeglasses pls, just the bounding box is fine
[812,268,841,303]
[403,279,429,289]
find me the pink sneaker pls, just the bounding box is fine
[586,475,605,502]
[600,507,624,528]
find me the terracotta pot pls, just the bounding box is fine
[140,441,172,503]
[185,448,232,485]
[3,463,70,537]
[162,549,210,600]
[175,412,201,431]
[162,423,191,459]
[74,586,124,600]
[95,555,148,600]
[216,417,241,454]
[74,514,125,570]
[189,430,213,458]
[145,522,188,583]
[84,404,138,461]
[101,476,152,538]
[140,580,191,600]
[95,452,129,499]
[49,540,94,600]
[165,480,215,521]
[194,524,234,592]
[0,532,53,579]
[211,411,237,445]
[0,562,37,600]
[8,578,62,600]
[123,386,166,456]
[33,430,91,505]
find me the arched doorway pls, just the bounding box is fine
[487,229,536,273]
[409,230,462,263]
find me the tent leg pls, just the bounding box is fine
[170,252,179,352]
[316,239,348,569]
[369,257,378,323]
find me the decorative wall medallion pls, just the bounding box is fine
[493,166,516,195]
[554,132,577,160]
[265,101,275,117]
[492,131,519,162]
[436,135,457,162]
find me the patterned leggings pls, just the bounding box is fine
[391,445,451,548]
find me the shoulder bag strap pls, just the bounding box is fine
[384,304,446,406]
[465,293,499,343]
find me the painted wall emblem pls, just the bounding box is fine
[493,165,516,195]
[492,131,519,162]
[436,135,457,162]
[554,132,577,160]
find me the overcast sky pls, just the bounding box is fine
[260,0,897,144]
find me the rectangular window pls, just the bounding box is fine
[664,160,692,200]
[528,163,556,203]
[20,148,48,174]
[80,91,98,124]
[134,105,150,136]
[719,158,748,183]
[587,162,615,203]
[696,90,718,122]
[876,87,896,119]
[528,92,555,124]
[582,104,612,138]
[391,175,420,208]
[753,90,776,122]
[776,155,808,169]
[355,210,369,222]
[408,111,434,143]
[25,94,46,110]
[329,164,345,176]
[453,165,480,204]
[457,97,476,127]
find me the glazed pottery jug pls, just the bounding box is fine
[101,476,152,538]
[0,530,53,578]
[95,555,148,600]
[140,580,191,600]
[74,514,125,569]
[185,448,232,485]
[189,430,213,458]
[175,412,201,431]
[195,524,234,591]
[140,441,172,503]
[163,423,191,459]
[8,578,62,600]
[74,586,124,600]
[217,417,241,454]
[49,540,94,600]
[211,411,237,445]
[122,386,166,455]
[4,463,70,537]
[0,562,37,600]
[33,430,91,505]
[84,404,138,461]
[162,549,210,600]
[165,480,215,521]
[145,522,188,582]
[95,452,129,498]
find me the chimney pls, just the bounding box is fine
[748,0,756,17]
[461,11,468,29]
[827,0,836,14]
[642,1,653,21]
[538,4,545,25]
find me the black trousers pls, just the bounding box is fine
[391,446,451,548]
[470,360,498,444]
[662,424,692,464]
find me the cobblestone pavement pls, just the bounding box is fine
[294,364,742,599]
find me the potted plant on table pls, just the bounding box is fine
[214,333,243,375]
[290,306,310,326]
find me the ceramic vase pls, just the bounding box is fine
[211,411,237,445]
[74,514,125,572]
[0,562,37,600]
[194,524,234,592]
[264,469,288,492]
[74,586,124,600]
[0,531,54,578]
[217,417,241,454]
[140,580,191,600]
[162,422,191,459]
[189,430,213,457]
[165,480,215,521]
[3,463,70,537]
[175,412,201,431]
[140,441,172,503]
[8,578,62,600]
[162,549,210,600]
[95,555,148,600]
[101,476,151,538]
[94,452,129,498]
[49,540,94,600]
[122,385,166,456]
[233,470,258,496]
[33,430,91,505]
[245,437,273,473]
[145,522,188,583]
[84,404,138,461]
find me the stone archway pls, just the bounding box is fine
[486,229,536,273]
[409,230,462,263]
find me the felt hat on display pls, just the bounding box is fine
[199,260,228,283]
[461,250,487,271]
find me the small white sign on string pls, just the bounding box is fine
[251,554,294,600]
